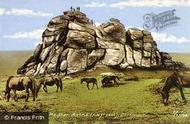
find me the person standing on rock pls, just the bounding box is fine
[76,7,80,11]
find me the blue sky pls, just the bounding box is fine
[0,0,190,53]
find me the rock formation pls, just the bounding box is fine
[17,9,177,76]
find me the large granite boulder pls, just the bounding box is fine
[127,28,143,41]
[96,18,126,44]
[33,44,43,62]
[68,22,96,35]
[133,50,142,66]
[63,10,91,24]
[125,45,135,65]
[96,38,125,66]
[17,9,178,76]
[102,48,125,66]
[67,49,88,74]
[65,30,96,49]
[87,49,105,67]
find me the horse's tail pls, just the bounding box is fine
[31,77,37,100]
[59,78,63,91]
[5,76,14,94]
[30,77,36,90]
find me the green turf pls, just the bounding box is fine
[0,76,190,123]
[0,51,190,123]
[0,51,32,76]
[170,53,190,68]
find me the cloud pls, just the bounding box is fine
[3,29,44,40]
[84,0,190,8]
[125,26,189,44]
[84,2,106,8]
[125,26,144,30]
[0,8,6,15]
[0,8,53,16]
[94,23,189,44]
[152,32,189,44]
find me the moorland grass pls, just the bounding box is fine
[0,51,190,123]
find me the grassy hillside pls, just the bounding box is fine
[170,53,190,68]
[0,51,32,76]
[0,71,190,123]
[0,51,190,123]
[0,51,189,76]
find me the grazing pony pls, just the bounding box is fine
[80,77,98,90]
[5,76,36,102]
[35,76,63,95]
[102,76,120,87]
[161,71,186,105]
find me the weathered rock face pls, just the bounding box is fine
[66,49,88,74]
[125,28,163,68]
[17,9,177,76]
[96,18,126,44]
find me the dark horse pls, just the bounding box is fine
[102,76,120,87]
[161,71,186,105]
[36,76,63,95]
[81,77,98,90]
[5,76,36,102]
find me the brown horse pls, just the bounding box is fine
[161,71,190,105]
[81,77,98,90]
[102,76,120,87]
[35,76,63,95]
[5,76,36,102]
[178,71,190,87]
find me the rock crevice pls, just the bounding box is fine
[17,10,176,76]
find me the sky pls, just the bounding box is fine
[0,0,190,53]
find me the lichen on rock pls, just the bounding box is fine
[17,9,178,76]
